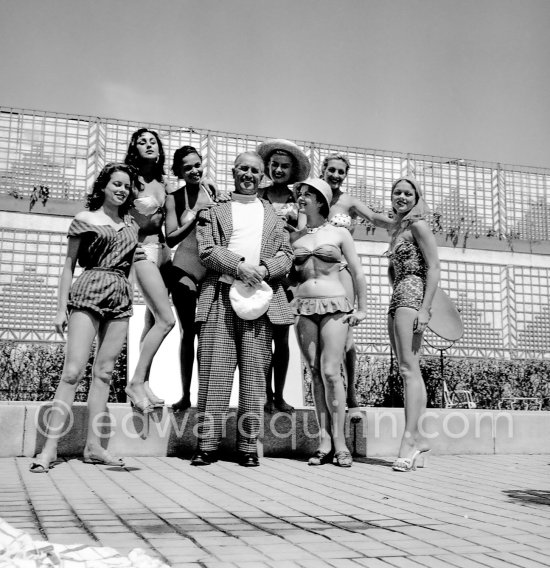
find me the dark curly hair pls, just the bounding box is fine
[124,128,166,182]
[85,163,138,215]
[171,145,202,178]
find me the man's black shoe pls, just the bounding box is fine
[238,452,260,467]
[190,449,218,466]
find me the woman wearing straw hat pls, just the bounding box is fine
[257,138,311,414]
[290,178,378,467]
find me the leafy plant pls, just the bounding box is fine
[0,341,127,402]
[304,354,550,410]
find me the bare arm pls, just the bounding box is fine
[351,197,393,229]
[411,220,440,333]
[339,229,368,326]
[53,236,80,335]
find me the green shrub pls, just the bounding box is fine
[0,341,127,402]
[304,355,550,409]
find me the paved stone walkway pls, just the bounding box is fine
[2,454,549,567]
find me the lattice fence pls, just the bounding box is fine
[1,107,549,241]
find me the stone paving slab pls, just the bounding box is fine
[1,454,549,567]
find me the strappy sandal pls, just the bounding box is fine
[308,449,334,466]
[144,382,165,408]
[29,453,56,473]
[83,447,125,467]
[125,388,154,414]
[392,449,430,472]
[333,450,353,468]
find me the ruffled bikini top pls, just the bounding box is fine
[329,213,355,231]
[293,243,342,265]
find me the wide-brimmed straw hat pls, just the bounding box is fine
[257,139,311,184]
[295,178,333,213]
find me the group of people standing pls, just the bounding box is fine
[30,130,440,474]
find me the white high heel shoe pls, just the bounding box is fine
[392,449,430,472]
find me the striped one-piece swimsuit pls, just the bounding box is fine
[67,217,139,319]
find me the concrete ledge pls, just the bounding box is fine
[3,402,548,458]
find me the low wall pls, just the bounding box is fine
[2,402,548,458]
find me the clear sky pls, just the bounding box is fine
[1,0,548,168]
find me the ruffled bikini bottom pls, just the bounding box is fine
[291,296,353,320]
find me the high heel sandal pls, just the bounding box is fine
[308,448,334,466]
[392,449,430,472]
[125,388,154,414]
[83,447,125,467]
[415,449,430,468]
[29,453,56,473]
[144,382,164,408]
[333,450,353,468]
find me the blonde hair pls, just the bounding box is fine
[320,153,351,176]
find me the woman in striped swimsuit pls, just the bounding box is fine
[30,163,139,472]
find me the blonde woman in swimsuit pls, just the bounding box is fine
[385,177,439,471]
[124,128,175,412]
[320,153,385,422]
[291,178,371,468]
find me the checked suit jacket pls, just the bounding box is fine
[195,199,295,325]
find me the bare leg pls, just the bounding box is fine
[171,276,197,411]
[389,308,429,459]
[271,324,294,413]
[319,314,349,454]
[295,315,331,454]
[31,310,98,470]
[85,317,128,461]
[128,260,175,404]
[339,266,360,419]
[295,313,350,454]
[345,330,362,421]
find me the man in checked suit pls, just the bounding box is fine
[192,151,294,467]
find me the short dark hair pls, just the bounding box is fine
[86,163,137,215]
[311,188,330,218]
[124,128,165,181]
[171,145,202,178]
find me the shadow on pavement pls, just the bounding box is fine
[503,489,550,506]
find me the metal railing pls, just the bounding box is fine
[1,106,549,241]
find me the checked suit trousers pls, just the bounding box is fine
[196,283,273,453]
